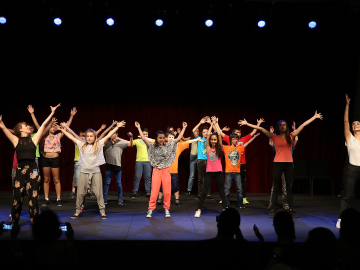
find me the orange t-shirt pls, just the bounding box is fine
[272,133,294,162]
[223,145,245,173]
[169,141,190,174]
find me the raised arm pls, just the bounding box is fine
[0,115,19,147]
[127,132,133,147]
[244,133,260,148]
[59,123,79,144]
[27,105,40,130]
[32,104,61,145]
[269,126,274,147]
[192,117,207,135]
[292,111,323,137]
[58,107,77,139]
[220,126,230,138]
[292,122,298,148]
[176,122,187,143]
[60,123,81,141]
[188,137,204,144]
[103,121,125,144]
[212,117,223,148]
[250,118,265,137]
[238,119,273,139]
[344,94,351,144]
[98,121,116,140]
[96,124,106,136]
[135,121,150,147]
[206,123,214,151]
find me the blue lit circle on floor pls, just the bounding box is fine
[205,20,213,27]
[106,18,114,26]
[54,18,62,26]
[258,20,266,28]
[155,19,163,26]
[0,17,6,24]
[309,21,317,29]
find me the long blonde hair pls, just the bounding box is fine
[81,129,100,155]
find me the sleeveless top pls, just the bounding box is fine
[16,137,36,161]
[44,134,61,153]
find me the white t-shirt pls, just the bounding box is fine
[77,139,106,173]
[345,134,360,166]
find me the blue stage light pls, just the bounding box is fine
[309,21,317,29]
[106,18,114,26]
[155,19,163,26]
[0,17,6,24]
[205,20,213,27]
[54,18,62,26]
[258,20,266,28]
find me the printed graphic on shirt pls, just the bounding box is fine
[208,151,218,162]
[228,149,240,166]
[139,140,146,145]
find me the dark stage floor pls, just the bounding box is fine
[0,191,356,242]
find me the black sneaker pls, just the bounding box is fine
[185,191,191,196]
[118,202,123,206]
[175,200,181,206]
[157,199,163,205]
[42,200,49,207]
[269,210,275,218]
[57,199,62,206]
[101,214,108,219]
[70,191,76,199]
[146,194,150,198]
[91,192,96,198]
[206,195,213,200]
[130,193,136,198]
[71,214,79,219]
[289,209,298,218]
[239,204,245,209]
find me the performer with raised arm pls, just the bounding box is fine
[135,121,186,218]
[337,94,360,229]
[0,104,61,224]
[195,117,227,218]
[60,121,126,219]
[41,107,77,207]
[239,111,323,218]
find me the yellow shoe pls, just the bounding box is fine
[243,198,249,204]
[219,200,222,204]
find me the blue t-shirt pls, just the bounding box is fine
[196,135,207,160]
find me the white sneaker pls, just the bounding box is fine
[336,219,341,229]
[194,211,201,218]
[146,210,153,218]
[165,209,171,218]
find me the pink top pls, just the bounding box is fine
[206,148,223,172]
[44,134,61,153]
[12,152,17,169]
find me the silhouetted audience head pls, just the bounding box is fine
[32,209,62,241]
[273,211,295,241]
[340,208,360,242]
[217,207,240,239]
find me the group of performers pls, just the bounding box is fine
[0,94,358,228]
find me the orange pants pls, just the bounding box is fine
[148,167,171,210]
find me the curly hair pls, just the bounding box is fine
[13,122,29,138]
[276,120,292,145]
[209,133,224,158]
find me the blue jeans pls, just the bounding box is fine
[224,173,243,206]
[132,161,152,194]
[72,161,81,187]
[104,170,123,203]
[187,154,197,191]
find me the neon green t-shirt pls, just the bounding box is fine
[133,139,149,162]
[74,144,80,161]
[30,133,40,158]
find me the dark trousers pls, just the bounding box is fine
[198,172,227,210]
[339,163,360,218]
[12,162,40,223]
[240,164,247,198]
[271,162,294,211]
[198,159,210,197]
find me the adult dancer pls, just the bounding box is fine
[239,111,323,218]
[195,117,227,217]
[337,94,360,229]
[60,121,126,219]
[0,104,61,224]
[135,121,186,218]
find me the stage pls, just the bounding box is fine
[0,191,352,242]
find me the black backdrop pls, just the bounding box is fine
[0,1,359,195]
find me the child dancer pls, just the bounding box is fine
[59,121,126,219]
[239,111,323,218]
[186,128,199,195]
[0,104,61,224]
[135,121,186,218]
[195,117,227,218]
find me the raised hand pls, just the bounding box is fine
[253,224,264,242]
[50,103,61,113]
[117,120,126,128]
[182,122,188,128]
[112,120,117,126]
[314,111,323,120]
[292,122,296,131]
[27,105,35,114]
[0,115,4,129]
[270,126,274,133]
[134,121,140,128]
[346,94,351,105]
[238,119,248,126]
[257,118,265,125]
[54,124,62,131]
[60,122,67,128]
[173,131,177,136]
[253,133,260,138]
[211,116,217,124]
[127,132,133,138]
[222,126,230,132]
[200,117,207,124]
[205,116,211,124]
[70,107,77,116]
[101,124,106,130]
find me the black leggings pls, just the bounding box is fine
[271,162,294,211]
[338,163,360,218]
[198,172,227,210]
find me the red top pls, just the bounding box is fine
[272,133,294,162]
[13,152,17,169]
[223,134,252,164]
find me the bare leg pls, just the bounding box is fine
[175,191,179,200]
[43,167,51,199]
[51,167,61,199]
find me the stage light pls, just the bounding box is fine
[54,18,62,26]
[258,20,266,28]
[308,21,317,29]
[205,20,213,27]
[155,19,163,26]
[0,17,6,24]
[106,18,114,26]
